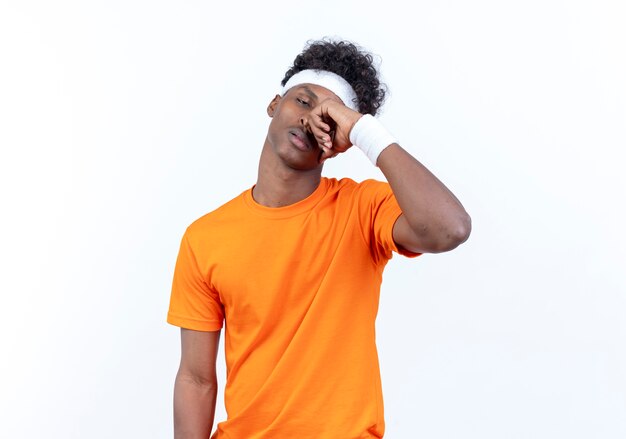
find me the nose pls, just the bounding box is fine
[300,113,311,133]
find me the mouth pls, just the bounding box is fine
[289,128,314,152]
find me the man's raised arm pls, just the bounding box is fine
[377,143,471,254]
[308,99,471,254]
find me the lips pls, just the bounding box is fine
[289,128,313,151]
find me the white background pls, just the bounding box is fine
[1,1,625,438]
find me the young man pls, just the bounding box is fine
[168,39,471,438]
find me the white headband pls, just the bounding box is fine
[280,69,359,111]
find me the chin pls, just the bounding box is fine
[284,156,322,171]
[277,145,321,171]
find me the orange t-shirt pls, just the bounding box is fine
[168,177,421,438]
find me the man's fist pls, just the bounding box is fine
[306,99,363,163]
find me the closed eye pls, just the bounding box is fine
[297,98,310,107]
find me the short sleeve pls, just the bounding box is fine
[355,179,423,264]
[167,229,224,331]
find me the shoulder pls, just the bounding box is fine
[184,188,249,241]
[323,177,391,200]
[323,176,388,194]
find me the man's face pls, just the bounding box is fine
[266,83,344,171]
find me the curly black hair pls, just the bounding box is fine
[281,38,387,116]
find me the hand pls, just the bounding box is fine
[306,99,362,163]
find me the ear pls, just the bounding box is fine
[267,94,282,117]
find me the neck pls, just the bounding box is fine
[253,140,323,208]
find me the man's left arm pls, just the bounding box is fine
[376,143,471,254]
[309,100,471,254]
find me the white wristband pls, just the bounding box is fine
[349,114,397,166]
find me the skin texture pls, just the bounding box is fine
[174,82,472,437]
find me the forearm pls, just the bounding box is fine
[377,143,471,249]
[174,371,218,439]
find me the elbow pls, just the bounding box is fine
[448,213,472,250]
[457,213,472,243]
[176,369,218,391]
[429,213,472,253]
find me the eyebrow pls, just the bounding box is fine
[297,85,318,101]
